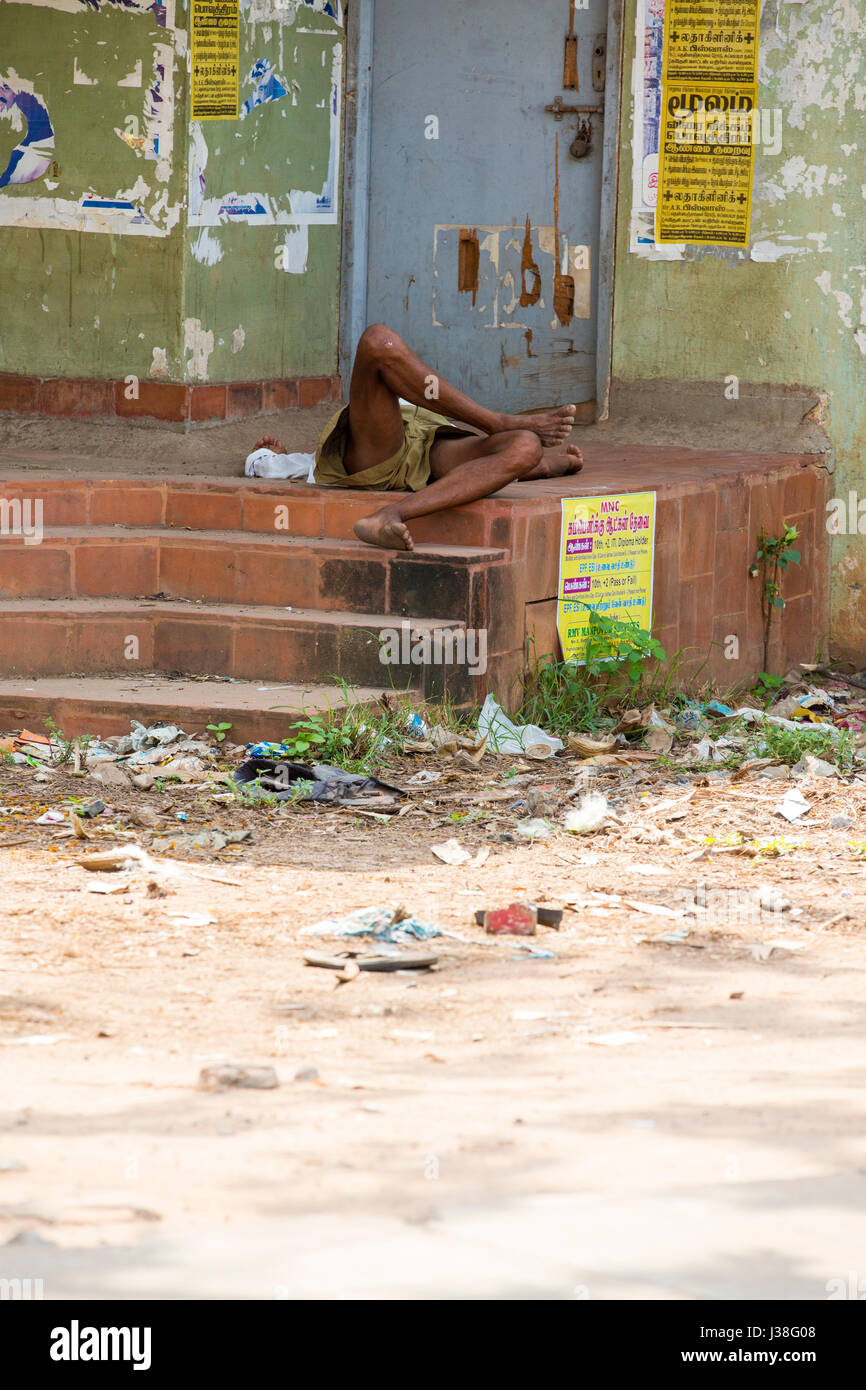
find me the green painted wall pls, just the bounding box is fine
[0,0,343,386]
[613,0,866,657]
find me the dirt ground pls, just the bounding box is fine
[2,745,866,1300]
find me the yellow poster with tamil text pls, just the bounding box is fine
[662,0,761,85]
[190,0,240,122]
[557,493,657,665]
[656,0,760,246]
[655,84,756,245]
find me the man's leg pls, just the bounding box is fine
[353,429,582,551]
[343,323,576,473]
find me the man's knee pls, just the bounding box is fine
[357,322,404,364]
[500,429,542,476]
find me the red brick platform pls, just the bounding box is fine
[0,444,829,739]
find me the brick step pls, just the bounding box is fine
[0,598,467,695]
[0,476,522,548]
[0,528,505,617]
[0,675,393,746]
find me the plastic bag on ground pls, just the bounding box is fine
[478,694,563,757]
[244,448,317,482]
[298,905,440,944]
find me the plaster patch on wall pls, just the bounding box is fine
[149,346,169,377]
[279,223,308,273]
[183,317,214,381]
[73,57,97,85]
[815,269,862,333]
[231,326,246,354]
[770,156,829,200]
[191,226,224,265]
[118,59,143,87]
[762,1,866,131]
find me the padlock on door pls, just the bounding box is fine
[569,117,592,159]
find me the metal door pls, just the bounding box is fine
[354,0,612,412]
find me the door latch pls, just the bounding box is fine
[544,95,604,159]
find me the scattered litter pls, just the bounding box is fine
[755,763,790,781]
[0,1158,26,1172]
[294,1065,319,1082]
[758,887,791,913]
[478,694,563,758]
[234,755,405,809]
[299,904,440,945]
[791,754,837,780]
[831,813,854,829]
[304,950,437,973]
[198,1064,279,1091]
[35,810,64,825]
[130,721,185,752]
[77,846,152,872]
[516,817,556,840]
[406,770,441,786]
[726,705,839,737]
[151,829,251,853]
[567,732,616,757]
[622,898,686,919]
[431,838,470,865]
[563,792,611,835]
[86,879,132,895]
[167,912,217,927]
[483,903,537,936]
[774,788,811,823]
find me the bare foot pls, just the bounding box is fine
[546,444,584,476]
[494,404,576,447]
[521,445,584,480]
[254,434,286,453]
[354,511,414,551]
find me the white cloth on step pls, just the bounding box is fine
[244,448,317,482]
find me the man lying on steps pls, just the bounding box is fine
[253,322,583,552]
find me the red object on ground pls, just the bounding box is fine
[484,903,537,936]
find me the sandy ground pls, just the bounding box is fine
[1,749,865,1300]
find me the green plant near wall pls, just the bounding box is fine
[749,525,801,673]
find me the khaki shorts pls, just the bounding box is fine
[314,403,470,491]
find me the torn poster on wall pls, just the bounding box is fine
[0,0,181,237]
[187,0,343,226]
[190,0,240,122]
[629,0,667,257]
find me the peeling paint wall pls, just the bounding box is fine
[0,0,343,384]
[0,0,188,379]
[614,0,866,659]
[180,0,343,383]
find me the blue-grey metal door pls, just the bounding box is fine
[359,0,610,412]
